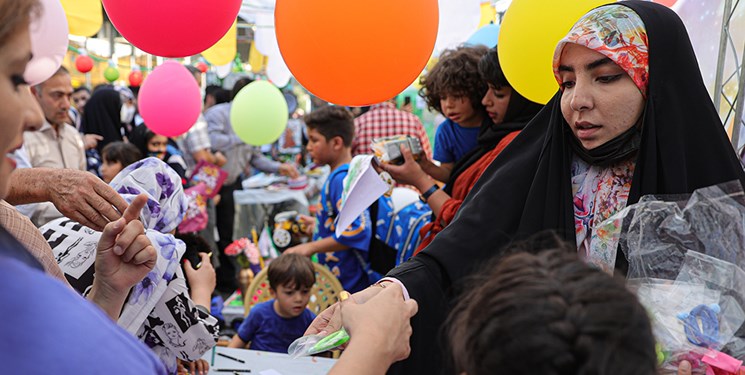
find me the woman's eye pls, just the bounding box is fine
[11,74,28,88]
[560,81,575,89]
[597,74,623,83]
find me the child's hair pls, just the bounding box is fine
[419,45,489,115]
[447,233,657,375]
[267,253,316,291]
[478,47,511,89]
[102,141,142,167]
[205,85,230,105]
[303,106,355,147]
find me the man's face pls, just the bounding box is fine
[35,73,73,127]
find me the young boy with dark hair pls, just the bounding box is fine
[419,45,489,183]
[227,254,316,353]
[285,106,373,293]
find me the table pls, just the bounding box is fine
[203,347,336,375]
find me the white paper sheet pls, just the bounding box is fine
[335,155,389,237]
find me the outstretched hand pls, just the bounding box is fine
[95,194,156,296]
[49,169,129,231]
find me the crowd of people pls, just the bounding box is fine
[0,0,739,374]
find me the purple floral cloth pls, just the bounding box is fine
[109,157,187,234]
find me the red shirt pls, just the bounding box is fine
[352,102,433,159]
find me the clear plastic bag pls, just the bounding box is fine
[596,182,745,372]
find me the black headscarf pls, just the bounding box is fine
[80,88,122,152]
[445,89,543,194]
[387,2,745,374]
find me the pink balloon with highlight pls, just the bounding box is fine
[25,0,69,85]
[138,61,201,137]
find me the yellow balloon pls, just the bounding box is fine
[60,0,102,37]
[479,2,496,27]
[201,21,237,66]
[498,0,609,104]
[249,42,268,74]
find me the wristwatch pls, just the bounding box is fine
[419,184,439,203]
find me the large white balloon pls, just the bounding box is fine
[25,0,69,85]
[433,0,481,54]
[215,62,233,79]
[267,56,291,88]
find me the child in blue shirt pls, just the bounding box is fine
[285,106,373,293]
[228,254,316,353]
[419,46,490,183]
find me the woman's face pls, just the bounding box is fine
[481,85,512,124]
[147,135,168,159]
[0,22,42,199]
[558,44,644,150]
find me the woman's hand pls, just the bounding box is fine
[184,253,216,307]
[278,163,300,179]
[304,283,392,337]
[177,358,209,375]
[341,283,418,363]
[381,146,430,189]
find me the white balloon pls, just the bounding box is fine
[433,0,482,54]
[215,62,233,79]
[267,56,291,88]
[25,0,69,85]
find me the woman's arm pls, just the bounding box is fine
[382,146,451,217]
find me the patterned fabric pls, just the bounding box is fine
[0,200,69,285]
[174,114,211,174]
[571,156,635,272]
[109,157,188,233]
[553,4,649,97]
[39,157,218,373]
[352,102,432,159]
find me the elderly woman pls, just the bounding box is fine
[0,1,166,372]
[309,1,745,374]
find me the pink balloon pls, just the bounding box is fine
[25,0,69,85]
[138,61,201,137]
[101,0,241,58]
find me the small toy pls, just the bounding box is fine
[272,211,311,251]
[371,135,423,165]
[677,304,721,348]
[288,291,351,358]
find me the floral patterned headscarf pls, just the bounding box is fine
[109,157,188,233]
[553,4,649,97]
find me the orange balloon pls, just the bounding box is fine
[275,0,438,106]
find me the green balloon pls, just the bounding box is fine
[230,80,288,146]
[104,67,120,82]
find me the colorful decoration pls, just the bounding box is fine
[26,0,69,85]
[275,0,439,106]
[60,0,103,37]
[498,0,609,104]
[196,62,208,74]
[128,70,143,87]
[201,20,237,66]
[230,80,288,146]
[75,54,94,73]
[104,66,120,82]
[138,61,201,137]
[466,24,500,48]
[101,0,242,57]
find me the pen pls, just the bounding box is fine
[214,369,251,373]
[211,346,215,366]
[216,352,246,363]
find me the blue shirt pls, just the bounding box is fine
[237,300,316,353]
[433,118,481,163]
[0,253,166,374]
[314,164,373,293]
